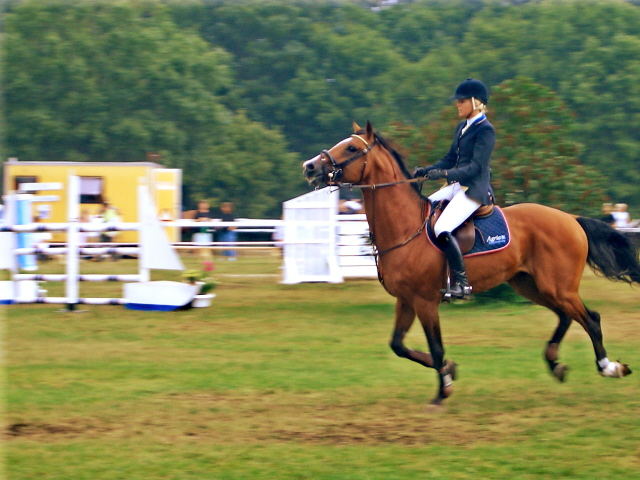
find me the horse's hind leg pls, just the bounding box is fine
[511,273,631,379]
[576,304,631,378]
[509,273,571,381]
[550,294,630,377]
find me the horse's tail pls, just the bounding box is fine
[576,216,640,284]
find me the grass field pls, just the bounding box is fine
[3,252,640,479]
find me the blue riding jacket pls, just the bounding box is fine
[428,118,496,205]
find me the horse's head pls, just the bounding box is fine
[303,121,377,187]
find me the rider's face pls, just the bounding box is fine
[455,98,474,119]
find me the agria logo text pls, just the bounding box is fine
[486,234,507,245]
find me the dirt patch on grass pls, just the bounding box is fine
[4,391,501,446]
[267,417,486,446]
[7,380,639,448]
[6,421,114,440]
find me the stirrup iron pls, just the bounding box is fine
[440,267,472,302]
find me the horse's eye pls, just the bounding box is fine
[346,145,358,153]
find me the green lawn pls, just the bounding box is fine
[3,253,640,479]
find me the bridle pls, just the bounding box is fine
[319,133,427,190]
[317,133,429,272]
[320,134,377,185]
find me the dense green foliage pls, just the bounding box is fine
[3,0,640,216]
[3,1,303,216]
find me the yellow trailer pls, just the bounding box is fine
[2,160,182,242]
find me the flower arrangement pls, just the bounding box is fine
[182,260,216,294]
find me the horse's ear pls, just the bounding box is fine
[366,121,373,137]
[352,121,362,132]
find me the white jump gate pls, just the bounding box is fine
[336,213,377,279]
[281,187,376,284]
[1,183,378,305]
[1,176,187,310]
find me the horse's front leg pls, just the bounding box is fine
[415,298,455,405]
[389,299,435,368]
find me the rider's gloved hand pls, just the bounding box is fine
[413,167,429,178]
[427,169,447,180]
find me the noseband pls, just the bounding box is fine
[317,132,429,267]
[320,134,377,184]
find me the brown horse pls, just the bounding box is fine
[303,121,640,405]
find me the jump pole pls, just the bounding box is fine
[65,175,80,311]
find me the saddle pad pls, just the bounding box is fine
[427,206,511,257]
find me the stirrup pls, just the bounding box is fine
[441,283,473,302]
[441,263,472,302]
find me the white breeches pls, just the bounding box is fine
[428,183,481,237]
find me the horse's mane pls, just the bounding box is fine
[356,128,423,197]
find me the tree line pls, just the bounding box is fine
[3,0,638,217]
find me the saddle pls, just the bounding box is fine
[428,202,495,254]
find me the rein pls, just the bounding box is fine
[332,176,427,191]
[369,191,428,258]
[322,132,430,191]
[320,135,429,261]
[367,190,428,287]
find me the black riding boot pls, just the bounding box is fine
[438,232,472,300]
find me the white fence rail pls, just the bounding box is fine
[2,185,380,306]
[1,176,184,309]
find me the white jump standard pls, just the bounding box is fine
[1,176,198,311]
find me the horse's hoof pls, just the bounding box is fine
[553,363,569,382]
[622,364,632,376]
[442,384,454,398]
[442,361,458,381]
[600,361,632,378]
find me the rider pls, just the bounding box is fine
[414,78,496,299]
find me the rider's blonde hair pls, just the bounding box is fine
[471,97,487,113]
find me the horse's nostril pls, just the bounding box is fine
[306,163,315,171]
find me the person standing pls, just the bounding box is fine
[217,202,237,260]
[414,78,496,299]
[193,200,213,259]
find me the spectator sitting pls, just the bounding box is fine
[79,210,99,260]
[98,201,121,260]
[600,202,615,226]
[99,202,120,241]
[612,203,633,228]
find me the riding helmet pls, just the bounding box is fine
[452,78,489,105]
